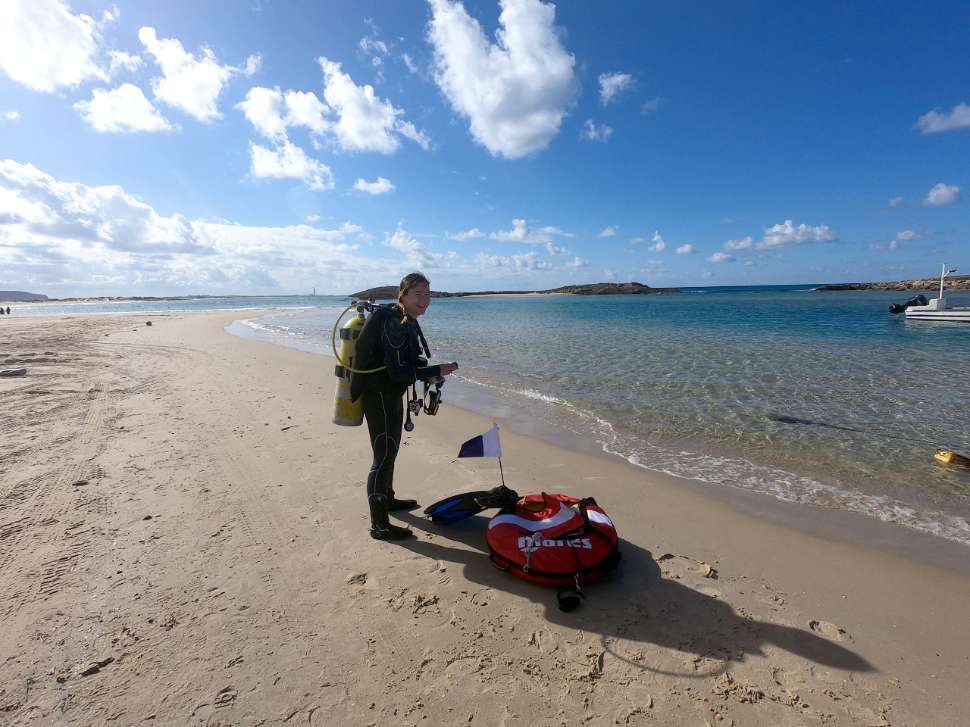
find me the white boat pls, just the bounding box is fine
[905,264,970,322]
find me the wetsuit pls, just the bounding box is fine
[350,305,441,536]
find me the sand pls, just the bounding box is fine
[1,311,968,726]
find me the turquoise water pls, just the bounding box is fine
[18,289,970,546]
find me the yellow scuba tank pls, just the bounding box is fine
[332,310,367,426]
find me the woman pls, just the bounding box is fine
[350,273,459,540]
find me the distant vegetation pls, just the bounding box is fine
[0,291,48,301]
[351,282,680,300]
[816,275,970,292]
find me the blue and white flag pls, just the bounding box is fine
[458,424,502,458]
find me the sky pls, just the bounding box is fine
[1,0,969,296]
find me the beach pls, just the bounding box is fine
[2,311,969,727]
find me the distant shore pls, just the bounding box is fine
[816,275,970,292]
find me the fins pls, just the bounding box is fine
[424,485,519,523]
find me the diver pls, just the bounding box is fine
[350,272,459,540]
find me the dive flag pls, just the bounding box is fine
[458,424,502,458]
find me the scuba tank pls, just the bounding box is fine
[332,308,367,426]
[330,299,447,428]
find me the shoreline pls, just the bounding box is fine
[3,310,969,725]
[228,312,970,573]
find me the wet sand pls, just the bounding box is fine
[1,311,968,726]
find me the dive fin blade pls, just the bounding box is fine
[423,486,520,523]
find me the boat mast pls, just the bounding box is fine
[940,263,946,299]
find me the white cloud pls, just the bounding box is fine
[74,84,173,133]
[924,182,960,207]
[236,86,333,142]
[702,270,713,279]
[236,86,288,140]
[3,111,20,121]
[473,250,552,272]
[492,218,531,242]
[243,54,261,77]
[318,56,428,153]
[395,119,432,150]
[675,244,694,255]
[307,214,320,222]
[648,230,666,252]
[248,140,334,191]
[138,26,236,122]
[564,256,587,269]
[723,235,753,250]
[0,158,213,256]
[402,53,420,74]
[598,72,633,105]
[358,18,391,61]
[489,218,569,245]
[354,177,395,195]
[0,159,402,295]
[896,229,920,241]
[0,0,108,92]
[917,102,970,134]
[385,224,445,268]
[629,236,645,245]
[888,196,903,208]
[640,96,663,116]
[544,241,567,256]
[107,50,143,76]
[758,220,835,248]
[512,251,552,271]
[427,0,577,159]
[598,225,618,237]
[580,119,613,142]
[453,228,485,240]
[708,251,734,263]
[283,90,330,135]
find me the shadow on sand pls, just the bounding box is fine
[395,511,873,678]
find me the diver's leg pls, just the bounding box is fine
[363,390,412,540]
[383,393,418,511]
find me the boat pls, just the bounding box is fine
[903,264,970,322]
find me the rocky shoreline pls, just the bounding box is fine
[816,275,970,292]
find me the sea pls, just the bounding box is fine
[12,287,970,551]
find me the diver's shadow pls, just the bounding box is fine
[395,511,873,677]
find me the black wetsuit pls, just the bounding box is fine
[350,305,441,529]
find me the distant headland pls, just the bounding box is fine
[0,291,48,302]
[351,282,681,299]
[816,275,970,292]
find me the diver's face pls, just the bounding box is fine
[402,282,431,318]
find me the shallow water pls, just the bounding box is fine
[227,289,970,548]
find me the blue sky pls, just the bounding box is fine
[1,0,968,296]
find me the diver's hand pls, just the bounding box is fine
[439,362,459,376]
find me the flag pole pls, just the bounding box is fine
[494,422,507,489]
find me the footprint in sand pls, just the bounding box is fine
[346,572,368,586]
[808,619,847,641]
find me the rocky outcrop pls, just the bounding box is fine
[816,275,970,292]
